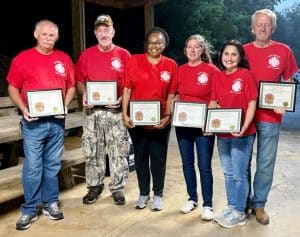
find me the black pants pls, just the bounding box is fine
[129,125,171,197]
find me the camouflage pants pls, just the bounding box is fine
[83,109,129,192]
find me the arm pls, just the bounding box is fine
[8,85,37,121]
[64,87,76,111]
[232,99,256,137]
[76,81,93,108]
[122,87,134,128]
[154,93,175,129]
[208,100,219,109]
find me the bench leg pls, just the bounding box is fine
[0,143,22,169]
[58,168,75,189]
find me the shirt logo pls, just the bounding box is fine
[231,79,242,94]
[268,55,280,69]
[197,72,208,85]
[54,61,66,76]
[160,71,171,82]
[111,58,123,71]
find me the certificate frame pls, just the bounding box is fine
[26,89,65,117]
[86,81,118,106]
[130,100,160,126]
[172,101,207,128]
[258,81,297,112]
[205,108,242,133]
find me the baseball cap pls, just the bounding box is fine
[94,14,113,27]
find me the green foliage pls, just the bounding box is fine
[274,3,300,64]
[155,0,283,64]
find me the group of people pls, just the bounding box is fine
[6,8,298,231]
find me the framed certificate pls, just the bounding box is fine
[258,81,297,112]
[205,108,242,133]
[86,81,118,105]
[27,89,65,117]
[172,102,207,128]
[130,101,160,126]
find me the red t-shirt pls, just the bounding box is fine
[124,53,178,118]
[244,41,298,123]
[178,62,219,103]
[75,45,131,97]
[211,68,258,138]
[7,48,75,105]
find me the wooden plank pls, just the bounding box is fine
[0,112,84,144]
[85,0,166,9]
[0,97,18,117]
[0,147,85,200]
[0,164,22,188]
[0,97,15,108]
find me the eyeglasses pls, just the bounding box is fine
[148,41,164,45]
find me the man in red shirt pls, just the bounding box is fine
[76,15,130,206]
[244,9,298,225]
[7,20,75,230]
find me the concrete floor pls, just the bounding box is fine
[0,128,299,237]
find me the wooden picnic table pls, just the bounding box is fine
[0,112,84,144]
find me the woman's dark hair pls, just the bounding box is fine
[218,39,250,70]
[145,26,170,48]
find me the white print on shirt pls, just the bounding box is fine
[111,58,123,71]
[268,54,280,69]
[197,72,208,85]
[231,79,242,94]
[160,71,171,82]
[54,61,66,76]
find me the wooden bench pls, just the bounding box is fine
[0,147,84,203]
[0,96,84,167]
[0,94,85,203]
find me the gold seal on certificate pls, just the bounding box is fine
[26,89,65,117]
[86,81,118,106]
[130,101,160,126]
[172,102,207,128]
[258,81,297,112]
[205,108,242,133]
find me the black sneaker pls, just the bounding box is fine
[42,202,64,220]
[16,214,38,230]
[112,191,126,205]
[82,184,104,204]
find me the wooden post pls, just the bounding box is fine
[144,1,154,36]
[72,0,86,62]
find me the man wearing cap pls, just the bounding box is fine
[75,14,131,205]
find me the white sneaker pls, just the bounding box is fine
[180,200,198,214]
[134,195,150,209]
[151,195,163,211]
[201,206,214,221]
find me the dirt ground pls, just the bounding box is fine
[0,128,299,237]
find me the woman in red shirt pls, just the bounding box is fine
[175,34,219,220]
[122,27,178,211]
[209,40,257,228]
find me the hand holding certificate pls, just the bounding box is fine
[172,102,207,128]
[130,101,160,126]
[205,108,242,133]
[258,81,297,112]
[26,89,65,118]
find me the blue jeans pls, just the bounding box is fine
[175,127,215,207]
[251,122,280,208]
[21,118,65,215]
[217,135,255,213]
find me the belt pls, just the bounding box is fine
[85,107,121,115]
